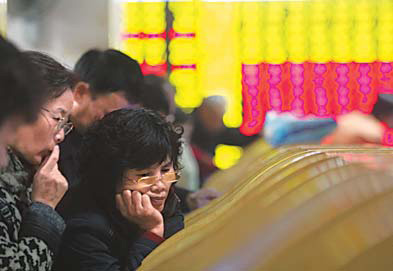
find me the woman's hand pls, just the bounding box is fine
[116,190,164,237]
[32,145,68,209]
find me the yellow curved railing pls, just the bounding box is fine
[139,146,393,271]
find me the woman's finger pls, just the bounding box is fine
[132,191,143,214]
[122,190,135,215]
[141,194,153,210]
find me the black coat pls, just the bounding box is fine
[58,129,83,189]
[54,184,184,271]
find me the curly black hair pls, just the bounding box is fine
[79,108,183,208]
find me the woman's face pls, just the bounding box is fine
[11,89,74,166]
[119,160,176,212]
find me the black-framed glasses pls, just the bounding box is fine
[42,108,73,136]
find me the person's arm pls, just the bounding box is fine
[0,195,65,271]
[56,222,165,271]
[127,207,184,269]
[58,192,185,271]
[55,225,124,271]
[115,191,180,270]
[126,231,165,270]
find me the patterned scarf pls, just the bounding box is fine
[0,150,33,209]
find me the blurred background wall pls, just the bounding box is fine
[7,0,108,66]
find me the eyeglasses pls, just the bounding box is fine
[120,171,179,191]
[42,108,73,136]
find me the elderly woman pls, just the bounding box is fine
[0,51,74,270]
[56,108,184,271]
[0,36,44,168]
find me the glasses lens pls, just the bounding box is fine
[162,172,178,183]
[133,172,178,186]
[137,176,158,186]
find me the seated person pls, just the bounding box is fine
[55,108,184,270]
[191,96,259,181]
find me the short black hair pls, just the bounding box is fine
[0,36,45,125]
[23,51,75,101]
[79,108,183,207]
[141,75,171,116]
[74,49,143,104]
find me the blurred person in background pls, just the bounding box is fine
[191,96,259,181]
[58,49,144,194]
[0,35,44,168]
[141,75,220,213]
[173,108,199,192]
[0,51,74,270]
[321,94,393,145]
[141,75,175,121]
[262,111,336,147]
[55,109,184,271]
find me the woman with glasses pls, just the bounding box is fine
[0,36,45,168]
[0,51,74,270]
[55,108,184,271]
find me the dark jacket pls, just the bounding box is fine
[0,150,65,270]
[54,184,184,271]
[58,129,83,189]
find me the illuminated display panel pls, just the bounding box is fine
[115,0,393,144]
